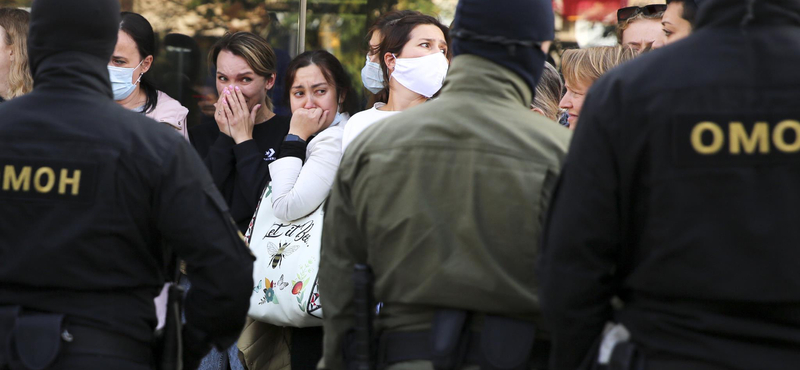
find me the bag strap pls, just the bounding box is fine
[245,183,272,244]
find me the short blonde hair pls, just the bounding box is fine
[0,8,32,99]
[561,46,638,88]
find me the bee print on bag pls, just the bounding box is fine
[267,241,300,269]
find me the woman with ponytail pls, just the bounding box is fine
[109,12,190,140]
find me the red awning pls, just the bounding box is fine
[561,0,627,22]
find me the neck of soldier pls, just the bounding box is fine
[118,84,147,111]
[381,77,427,112]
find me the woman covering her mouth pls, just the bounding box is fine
[190,32,290,233]
[188,30,291,370]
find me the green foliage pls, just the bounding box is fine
[0,0,32,6]
[397,0,440,16]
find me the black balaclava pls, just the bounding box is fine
[28,0,120,77]
[451,0,554,94]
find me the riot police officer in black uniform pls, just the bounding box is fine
[0,1,254,369]
[540,0,800,369]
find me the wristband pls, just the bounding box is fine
[284,134,306,143]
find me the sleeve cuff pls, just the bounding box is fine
[211,132,236,150]
[278,140,308,162]
[232,139,262,161]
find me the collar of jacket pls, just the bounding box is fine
[31,50,114,99]
[695,0,800,30]
[439,54,532,109]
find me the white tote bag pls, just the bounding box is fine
[244,184,323,327]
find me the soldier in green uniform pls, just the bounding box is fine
[318,1,570,369]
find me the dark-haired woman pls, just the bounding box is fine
[109,12,189,140]
[237,50,358,370]
[361,10,422,101]
[342,14,451,151]
[109,11,192,345]
[270,49,358,220]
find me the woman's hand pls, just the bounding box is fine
[219,86,261,144]
[288,107,329,141]
[213,92,231,137]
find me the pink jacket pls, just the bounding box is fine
[149,92,190,330]
[146,91,190,142]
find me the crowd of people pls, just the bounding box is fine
[3,0,800,369]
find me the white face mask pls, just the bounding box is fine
[390,52,449,98]
[107,60,144,101]
[361,54,385,94]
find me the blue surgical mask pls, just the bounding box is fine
[107,60,144,101]
[360,54,384,94]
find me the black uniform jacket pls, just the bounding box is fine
[540,1,800,369]
[0,50,255,349]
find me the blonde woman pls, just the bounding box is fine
[559,46,638,130]
[0,8,32,102]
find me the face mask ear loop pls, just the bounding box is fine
[388,53,399,80]
[134,59,145,86]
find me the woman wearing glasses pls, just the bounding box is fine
[616,4,668,52]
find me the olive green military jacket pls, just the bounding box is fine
[319,54,572,370]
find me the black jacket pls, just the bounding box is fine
[0,0,254,352]
[540,0,800,369]
[191,115,290,232]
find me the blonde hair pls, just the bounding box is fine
[209,32,278,111]
[561,46,638,89]
[0,8,32,99]
[532,62,563,121]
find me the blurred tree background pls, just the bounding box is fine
[0,0,456,120]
